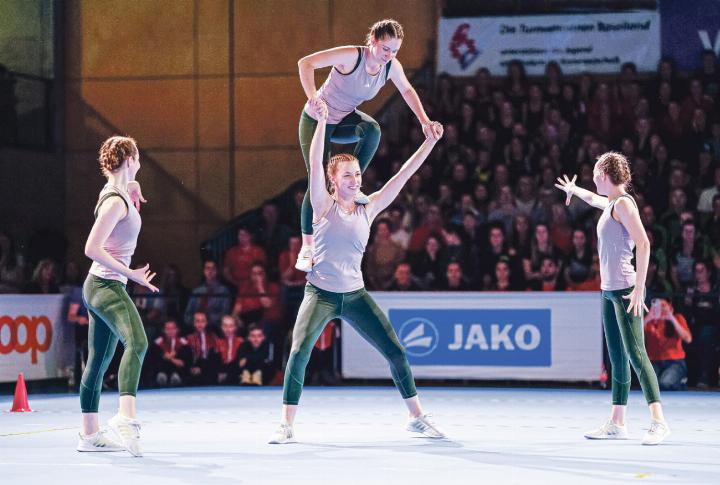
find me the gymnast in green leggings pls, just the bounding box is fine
[294,19,440,271]
[556,152,670,446]
[77,136,159,457]
[269,100,445,444]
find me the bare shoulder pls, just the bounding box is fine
[612,196,637,222]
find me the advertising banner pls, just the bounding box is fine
[342,292,602,381]
[438,12,660,76]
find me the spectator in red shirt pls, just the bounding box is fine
[217,315,244,385]
[232,263,282,327]
[644,298,693,390]
[223,227,267,290]
[151,320,192,387]
[186,311,220,385]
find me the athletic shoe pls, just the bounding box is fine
[406,413,446,438]
[108,413,143,457]
[156,372,168,386]
[642,420,670,445]
[76,430,124,452]
[295,245,313,272]
[268,424,297,444]
[354,192,370,205]
[169,372,182,386]
[584,419,629,440]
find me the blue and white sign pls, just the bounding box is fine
[392,309,551,366]
[342,292,602,381]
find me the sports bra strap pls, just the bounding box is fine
[94,192,129,219]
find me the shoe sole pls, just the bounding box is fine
[268,438,297,444]
[407,427,446,439]
[76,447,124,452]
[584,435,629,440]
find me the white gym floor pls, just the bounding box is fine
[1,387,718,484]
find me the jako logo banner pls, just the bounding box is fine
[391,309,551,367]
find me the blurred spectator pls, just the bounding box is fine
[410,235,445,289]
[486,258,521,291]
[308,320,339,385]
[278,236,307,324]
[23,258,59,294]
[437,261,471,291]
[684,261,720,388]
[59,261,82,295]
[151,264,189,324]
[697,166,720,214]
[669,222,709,290]
[0,231,25,293]
[217,315,245,385]
[223,227,267,290]
[387,262,424,291]
[644,298,692,391]
[524,223,559,290]
[365,220,405,290]
[536,256,566,291]
[232,263,282,330]
[238,325,276,385]
[186,311,220,386]
[184,260,232,329]
[151,320,192,387]
[254,202,292,267]
[564,229,592,287]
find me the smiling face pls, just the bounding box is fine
[329,158,362,199]
[370,35,402,65]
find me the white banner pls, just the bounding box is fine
[438,12,660,76]
[342,292,602,381]
[0,295,74,382]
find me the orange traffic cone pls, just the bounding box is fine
[10,373,32,412]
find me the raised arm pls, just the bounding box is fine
[298,46,360,105]
[614,198,650,317]
[366,122,443,220]
[389,59,440,140]
[555,174,609,210]
[85,198,158,292]
[308,101,334,221]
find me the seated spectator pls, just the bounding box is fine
[278,236,308,329]
[217,315,245,385]
[308,320,339,385]
[524,223,559,290]
[534,256,566,291]
[408,204,443,253]
[486,257,522,291]
[151,264,189,325]
[238,325,276,385]
[387,262,424,291]
[23,258,59,294]
[568,254,602,291]
[186,311,220,385]
[0,231,25,293]
[697,166,720,214]
[410,236,445,289]
[437,261,471,291]
[223,227,267,290]
[564,228,593,287]
[232,263,282,331]
[184,260,232,329]
[644,298,692,391]
[59,260,82,295]
[255,202,292,265]
[365,219,406,290]
[645,255,674,300]
[685,261,720,388]
[669,221,709,290]
[66,272,89,390]
[151,320,192,387]
[701,194,720,247]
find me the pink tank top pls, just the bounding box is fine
[304,46,391,124]
[88,185,141,284]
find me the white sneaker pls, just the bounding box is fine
[108,413,143,457]
[268,424,297,444]
[584,419,629,440]
[295,245,313,272]
[642,420,670,445]
[406,413,446,438]
[76,429,124,452]
[170,372,182,386]
[354,192,370,205]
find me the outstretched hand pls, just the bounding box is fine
[622,286,649,317]
[554,174,577,206]
[129,263,159,292]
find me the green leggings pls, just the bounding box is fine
[299,109,381,235]
[283,283,417,405]
[602,287,661,405]
[80,274,148,413]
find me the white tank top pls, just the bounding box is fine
[304,46,391,124]
[88,185,141,284]
[306,201,371,293]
